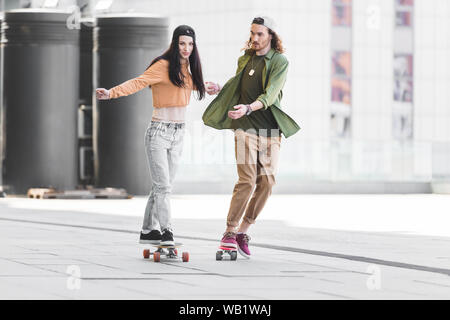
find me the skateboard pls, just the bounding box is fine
[216,246,238,261]
[142,243,189,262]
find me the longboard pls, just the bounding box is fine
[216,245,238,261]
[142,242,189,262]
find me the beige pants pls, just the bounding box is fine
[226,129,281,228]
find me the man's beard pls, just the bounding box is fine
[253,41,270,52]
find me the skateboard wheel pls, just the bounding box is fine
[216,251,223,261]
[143,249,150,259]
[230,251,238,261]
[182,252,189,262]
[153,251,161,262]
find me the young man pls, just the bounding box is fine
[203,16,300,258]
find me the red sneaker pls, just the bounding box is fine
[236,233,251,259]
[220,232,237,249]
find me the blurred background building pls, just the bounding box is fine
[1,0,449,194]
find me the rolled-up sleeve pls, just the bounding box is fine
[257,57,289,109]
[109,60,165,99]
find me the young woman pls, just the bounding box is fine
[96,25,205,246]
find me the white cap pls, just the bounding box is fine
[252,16,276,31]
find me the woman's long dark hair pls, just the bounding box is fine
[147,26,206,100]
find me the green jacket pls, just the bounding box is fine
[202,48,300,138]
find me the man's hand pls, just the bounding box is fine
[228,104,248,120]
[205,81,220,95]
[96,88,110,100]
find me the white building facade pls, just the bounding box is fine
[4,0,449,192]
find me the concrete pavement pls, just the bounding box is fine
[1,195,450,300]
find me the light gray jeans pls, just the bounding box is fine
[142,120,185,233]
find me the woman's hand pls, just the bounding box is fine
[96,88,110,100]
[205,81,220,95]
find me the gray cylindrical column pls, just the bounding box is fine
[0,13,3,188]
[80,18,94,105]
[93,14,169,195]
[2,9,79,194]
[78,18,94,185]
